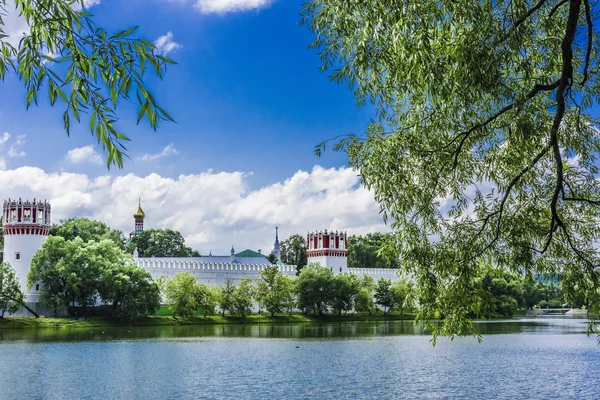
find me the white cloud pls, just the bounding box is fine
[66,146,103,165]
[154,32,182,56]
[195,0,274,13]
[7,147,25,158]
[0,132,11,145]
[7,134,26,158]
[0,165,387,254]
[0,132,25,164]
[169,0,274,14]
[139,144,179,161]
[80,0,102,8]
[2,1,101,47]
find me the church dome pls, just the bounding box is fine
[134,204,145,219]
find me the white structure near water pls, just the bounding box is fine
[3,198,52,316]
[3,198,398,316]
[132,206,398,285]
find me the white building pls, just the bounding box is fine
[2,198,398,316]
[2,198,52,316]
[131,205,398,285]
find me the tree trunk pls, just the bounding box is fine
[19,301,40,318]
[1,293,40,318]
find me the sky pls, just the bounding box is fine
[0,0,387,254]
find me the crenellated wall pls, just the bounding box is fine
[133,257,400,285]
[347,268,399,280]
[133,257,297,286]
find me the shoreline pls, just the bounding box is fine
[0,313,417,330]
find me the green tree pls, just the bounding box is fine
[1,0,174,167]
[537,280,564,308]
[390,278,415,316]
[218,281,236,316]
[28,236,71,315]
[303,0,600,337]
[266,253,278,264]
[280,234,307,274]
[255,265,292,316]
[69,238,122,314]
[329,273,361,315]
[476,267,524,317]
[164,272,200,319]
[280,275,296,315]
[99,263,160,321]
[128,229,196,257]
[355,288,374,314]
[520,277,545,310]
[374,278,392,314]
[50,218,124,249]
[29,237,129,316]
[232,277,254,318]
[0,262,26,317]
[197,283,218,317]
[347,233,397,269]
[294,263,334,315]
[360,275,376,292]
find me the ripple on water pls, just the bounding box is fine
[0,319,599,399]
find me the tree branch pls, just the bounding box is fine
[581,0,593,86]
[445,80,559,168]
[495,0,550,45]
[478,142,553,255]
[548,0,569,18]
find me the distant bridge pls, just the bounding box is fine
[526,308,588,316]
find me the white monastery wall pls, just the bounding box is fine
[134,257,297,286]
[2,198,402,317]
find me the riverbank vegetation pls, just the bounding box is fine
[0,311,417,330]
[0,217,587,330]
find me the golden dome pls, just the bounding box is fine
[134,202,145,219]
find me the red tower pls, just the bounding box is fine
[306,229,348,272]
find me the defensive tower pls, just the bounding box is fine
[306,229,348,273]
[3,198,51,302]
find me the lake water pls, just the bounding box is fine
[0,318,599,399]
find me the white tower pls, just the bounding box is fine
[3,198,51,303]
[306,229,348,274]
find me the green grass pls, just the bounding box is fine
[0,311,416,330]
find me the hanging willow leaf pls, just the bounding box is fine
[0,0,176,168]
[303,0,600,340]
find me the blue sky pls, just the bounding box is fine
[1,0,372,186]
[0,0,386,253]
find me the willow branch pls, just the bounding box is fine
[581,0,593,86]
[548,0,569,18]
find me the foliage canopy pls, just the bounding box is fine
[29,236,159,319]
[280,234,307,274]
[347,233,398,269]
[0,0,174,167]
[127,229,199,258]
[50,218,124,249]
[0,262,24,317]
[303,0,600,337]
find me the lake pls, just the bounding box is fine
[0,318,598,399]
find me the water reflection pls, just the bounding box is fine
[0,317,592,343]
[0,317,598,400]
